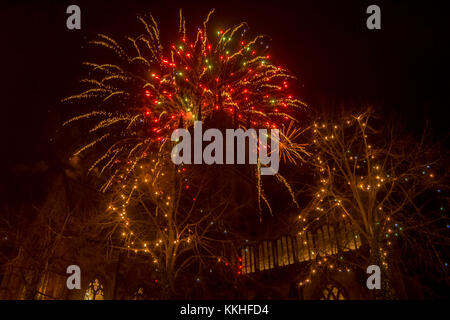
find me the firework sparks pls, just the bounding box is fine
[63,9,307,185]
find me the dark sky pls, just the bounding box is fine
[0,0,448,171]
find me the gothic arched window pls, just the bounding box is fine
[320,284,346,300]
[84,278,104,300]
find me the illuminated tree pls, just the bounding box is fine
[107,149,252,297]
[298,109,449,298]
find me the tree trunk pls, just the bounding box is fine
[368,237,397,299]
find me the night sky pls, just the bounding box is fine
[1,0,448,177]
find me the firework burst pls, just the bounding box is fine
[63,9,307,188]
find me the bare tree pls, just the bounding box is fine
[105,150,249,298]
[0,160,107,300]
[299,109,449,298]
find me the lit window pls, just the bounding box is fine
[84,278,104,300]
[320,284,345,300]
